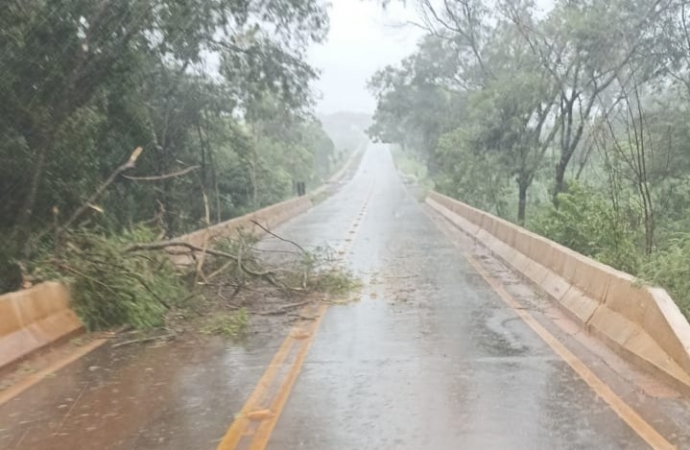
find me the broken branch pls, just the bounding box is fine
[59,147,143,233]
[250,219,307,254]
[255,300,312,315]
[122,165,200,181]
[111,332,177,349]
[124,240,272,278]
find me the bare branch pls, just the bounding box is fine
[124,240,272,278]
[250,219,307,254]
[60,147,143,232]
[122,165,200,181]
[194,189,212,285]
[255,300,312,316]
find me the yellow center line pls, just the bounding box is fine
[217,184,375,450]
[249,304,328,449]
[465,255,675,450]
[216,335,297,449]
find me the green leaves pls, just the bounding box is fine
[531,183,642,274]
[641,235,690,317]
[0,0,330,243]
[372,0,690,316]
[29,226,187,330]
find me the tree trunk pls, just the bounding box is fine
[517,180,528,226]
[207,149,221,224]
[250,145,259,207]
[197,122,207,189]
[250,160,258,208]
[12,129,51,248]
[154,139,177,236]
[644,208,654,255]
[553,159,568,207]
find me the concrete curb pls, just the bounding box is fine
[0,145,364,370]
[427,191,690,391]
[0,282,83,369]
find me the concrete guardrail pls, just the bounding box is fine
[0,282,83,369]
[0,145,364,369]
[428,190,690,391]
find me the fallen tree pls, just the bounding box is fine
[19,147,358,331]
[27,224,357,331]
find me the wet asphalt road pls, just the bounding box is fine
[264,146,647,450]
[2,144,690,449]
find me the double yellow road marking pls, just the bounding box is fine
[216,303,327,450]
[217,185,374,449]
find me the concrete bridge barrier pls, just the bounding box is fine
[428,191,690,391]
[0,282,83,369]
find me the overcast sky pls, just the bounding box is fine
[308,1,423,115]
[307,0,554,116]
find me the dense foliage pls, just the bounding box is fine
[30,226,186,330]
[370,0,690,315]
[0,0,353,294]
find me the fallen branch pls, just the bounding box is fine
[250,219,307,254]
[228,283,243,301]
[124,240,271,278]
[288,313,317,321]
[122,165,199,181]
[204,259,235,282]
[255,300,311,316]
[77,255,171,310]
[111,332,177,349]
[60,263,118,295]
